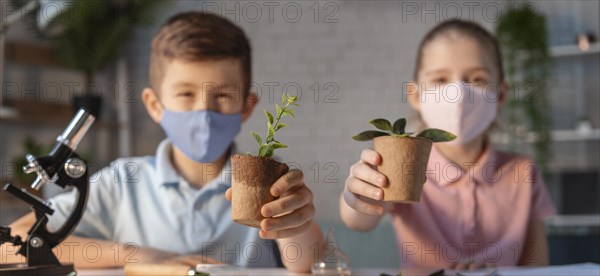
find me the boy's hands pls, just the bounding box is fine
[343,148,390,216]
[225,169,315,239]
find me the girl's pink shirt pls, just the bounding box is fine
[391,143,556,269]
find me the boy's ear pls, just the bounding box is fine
[142,87,163,124]
[241,91,259,123]
[406,81,420,112]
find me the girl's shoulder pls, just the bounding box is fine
[493,149,543,183]
[494,149,537,168]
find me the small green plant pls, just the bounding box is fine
[249,94,299,157]
[11,137,53,184]
[352,118,456,142]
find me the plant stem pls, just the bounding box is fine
[265,102,290,144]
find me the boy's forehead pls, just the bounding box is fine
[161,58,244,88]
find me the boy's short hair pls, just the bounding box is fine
[150,12,251,95]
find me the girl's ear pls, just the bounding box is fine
[406,81,421,112]
[241,91,259,123]
[142,87,164,124]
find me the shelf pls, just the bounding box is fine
[0,102,121,129]
[550,43,600,57]
[0,116,121,130]
[0,101,73,125]
[547,214,600,228]
[491,128,600,144]
[546,215,600,236]
[5,41,64,68]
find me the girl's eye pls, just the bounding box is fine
[468,75,489,84]
[177,91,194,97]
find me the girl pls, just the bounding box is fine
[340,20,556,270]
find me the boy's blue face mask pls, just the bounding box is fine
[160,109,241,163]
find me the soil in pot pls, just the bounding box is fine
[373,136,432,203]
[231,154,289,227]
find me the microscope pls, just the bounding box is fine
[1,109,95,276]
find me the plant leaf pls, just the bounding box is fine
[281,94,287,105]
[369,118,392,131]
[416,128,457,142]
[264,109,274,124]
[275,123,287,131]
[272,142,288,149]
[276,104,283,117]
[282,109,295,118]
[267,122,275,139]
[251,131,262,145]
[393,118,406,134]
[258,144,274,157]
[288,96,298,104]
[352,130,389,141]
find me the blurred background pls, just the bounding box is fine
[1,0,598,267]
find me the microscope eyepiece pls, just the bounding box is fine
[56,109,96,151]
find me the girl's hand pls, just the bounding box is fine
[225,169,315,239]
[342,148,389,216]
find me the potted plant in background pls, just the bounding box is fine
[37,0,164,117]
[496,3,553,175]
[8,137,51,197]
[231,94,299,227]
[352,118,455,202]
[8,136,93,197]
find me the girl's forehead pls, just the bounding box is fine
[420,33,496,75]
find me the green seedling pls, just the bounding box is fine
[249,94,299,157]
[352,118,456,142]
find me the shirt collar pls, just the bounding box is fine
[154,139,235,188]
[155,139,179,186]
[426,141,497,187]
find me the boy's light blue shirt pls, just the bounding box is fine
[47,139,280,267]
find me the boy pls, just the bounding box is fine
[2,12,324,272]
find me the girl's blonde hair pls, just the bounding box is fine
[413,19,504,83]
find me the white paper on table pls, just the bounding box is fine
[497,263,600,276]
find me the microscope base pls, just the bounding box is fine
[0,263,75,276]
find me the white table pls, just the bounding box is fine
[76,263,600,276]
[77,267,398,276]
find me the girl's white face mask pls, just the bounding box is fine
[419,82,498,145]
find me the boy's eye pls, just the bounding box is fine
[215,93,228,102]
[432,77,447,84]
